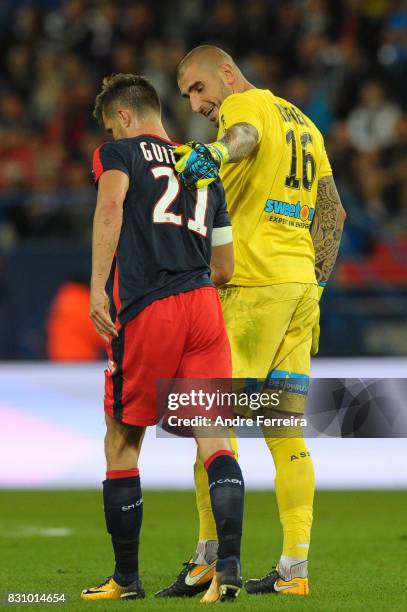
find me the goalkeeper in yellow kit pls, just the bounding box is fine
[155,45,346,601]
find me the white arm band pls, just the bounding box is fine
[212,225,233,247]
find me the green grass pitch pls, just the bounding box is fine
[1,490,406,611]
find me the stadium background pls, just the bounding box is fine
[0,3,406,609]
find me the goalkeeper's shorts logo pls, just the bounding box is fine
[264,198,315,223]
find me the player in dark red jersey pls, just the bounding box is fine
[80,74,244,603]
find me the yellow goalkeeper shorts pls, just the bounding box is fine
[219,283,319,414]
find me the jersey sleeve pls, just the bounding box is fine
[92,141,130,184]
[211,181,232,246]
[212,181,231,228]
[219,92,265,140]
[318,145,333,179]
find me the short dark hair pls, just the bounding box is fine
[93,74,161,125]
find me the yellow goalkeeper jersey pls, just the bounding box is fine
[217,87,332,286]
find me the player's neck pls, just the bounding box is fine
[240,78,255,92]
[125,119,170,141]
[232,76,255,94]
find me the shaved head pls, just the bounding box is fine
[178,45,236,78]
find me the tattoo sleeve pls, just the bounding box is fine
[219,122,259,162]
[310,175,346,284]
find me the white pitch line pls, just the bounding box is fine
[2,526,73,537]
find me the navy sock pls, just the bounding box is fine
[103,471,143,586]
[205,452,244,560]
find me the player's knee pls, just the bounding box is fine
[104,420,143,468]
[104,434,138,469]
[104,430,119,461]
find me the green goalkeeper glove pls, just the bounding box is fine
[311,283,325,356]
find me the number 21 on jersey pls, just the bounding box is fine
[151,166,208,237]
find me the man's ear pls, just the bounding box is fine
[220,63,235,85]
[117,109,132,127]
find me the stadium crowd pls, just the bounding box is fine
[0,0,406,274]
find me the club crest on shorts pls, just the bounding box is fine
[107,360,116,374]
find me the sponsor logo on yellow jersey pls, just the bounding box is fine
[264,198,315,223]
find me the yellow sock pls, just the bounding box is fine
[194,431,239,543]
[194,454,217,542]
[265,436,315,559]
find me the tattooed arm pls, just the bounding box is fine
[174,122,259,188]
[219,122,259,162]
[311,175,346,284]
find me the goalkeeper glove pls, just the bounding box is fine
[174,141,229,189]
[311,283,325,356]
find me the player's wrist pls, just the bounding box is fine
[207,141,230,167]
[91,279,106,293]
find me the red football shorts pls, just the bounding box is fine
[104,287,232,426]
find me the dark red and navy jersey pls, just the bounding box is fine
[92,135,231,325]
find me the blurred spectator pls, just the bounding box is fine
[239,0,276,56]
[329,39,370,117]
[301,0,332,36]
[348,79,402,152]
[4,44,33,99]
[43,0,92,55]
[0,135,32,188]
[203,0,240,52]
[351,115,407,220]
[109,42,139,75]
[30,51,63,126]
[119,2,157,52]
[283,75,333,134]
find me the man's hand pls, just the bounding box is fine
[174,141,229,189]
[90,287,118,342]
